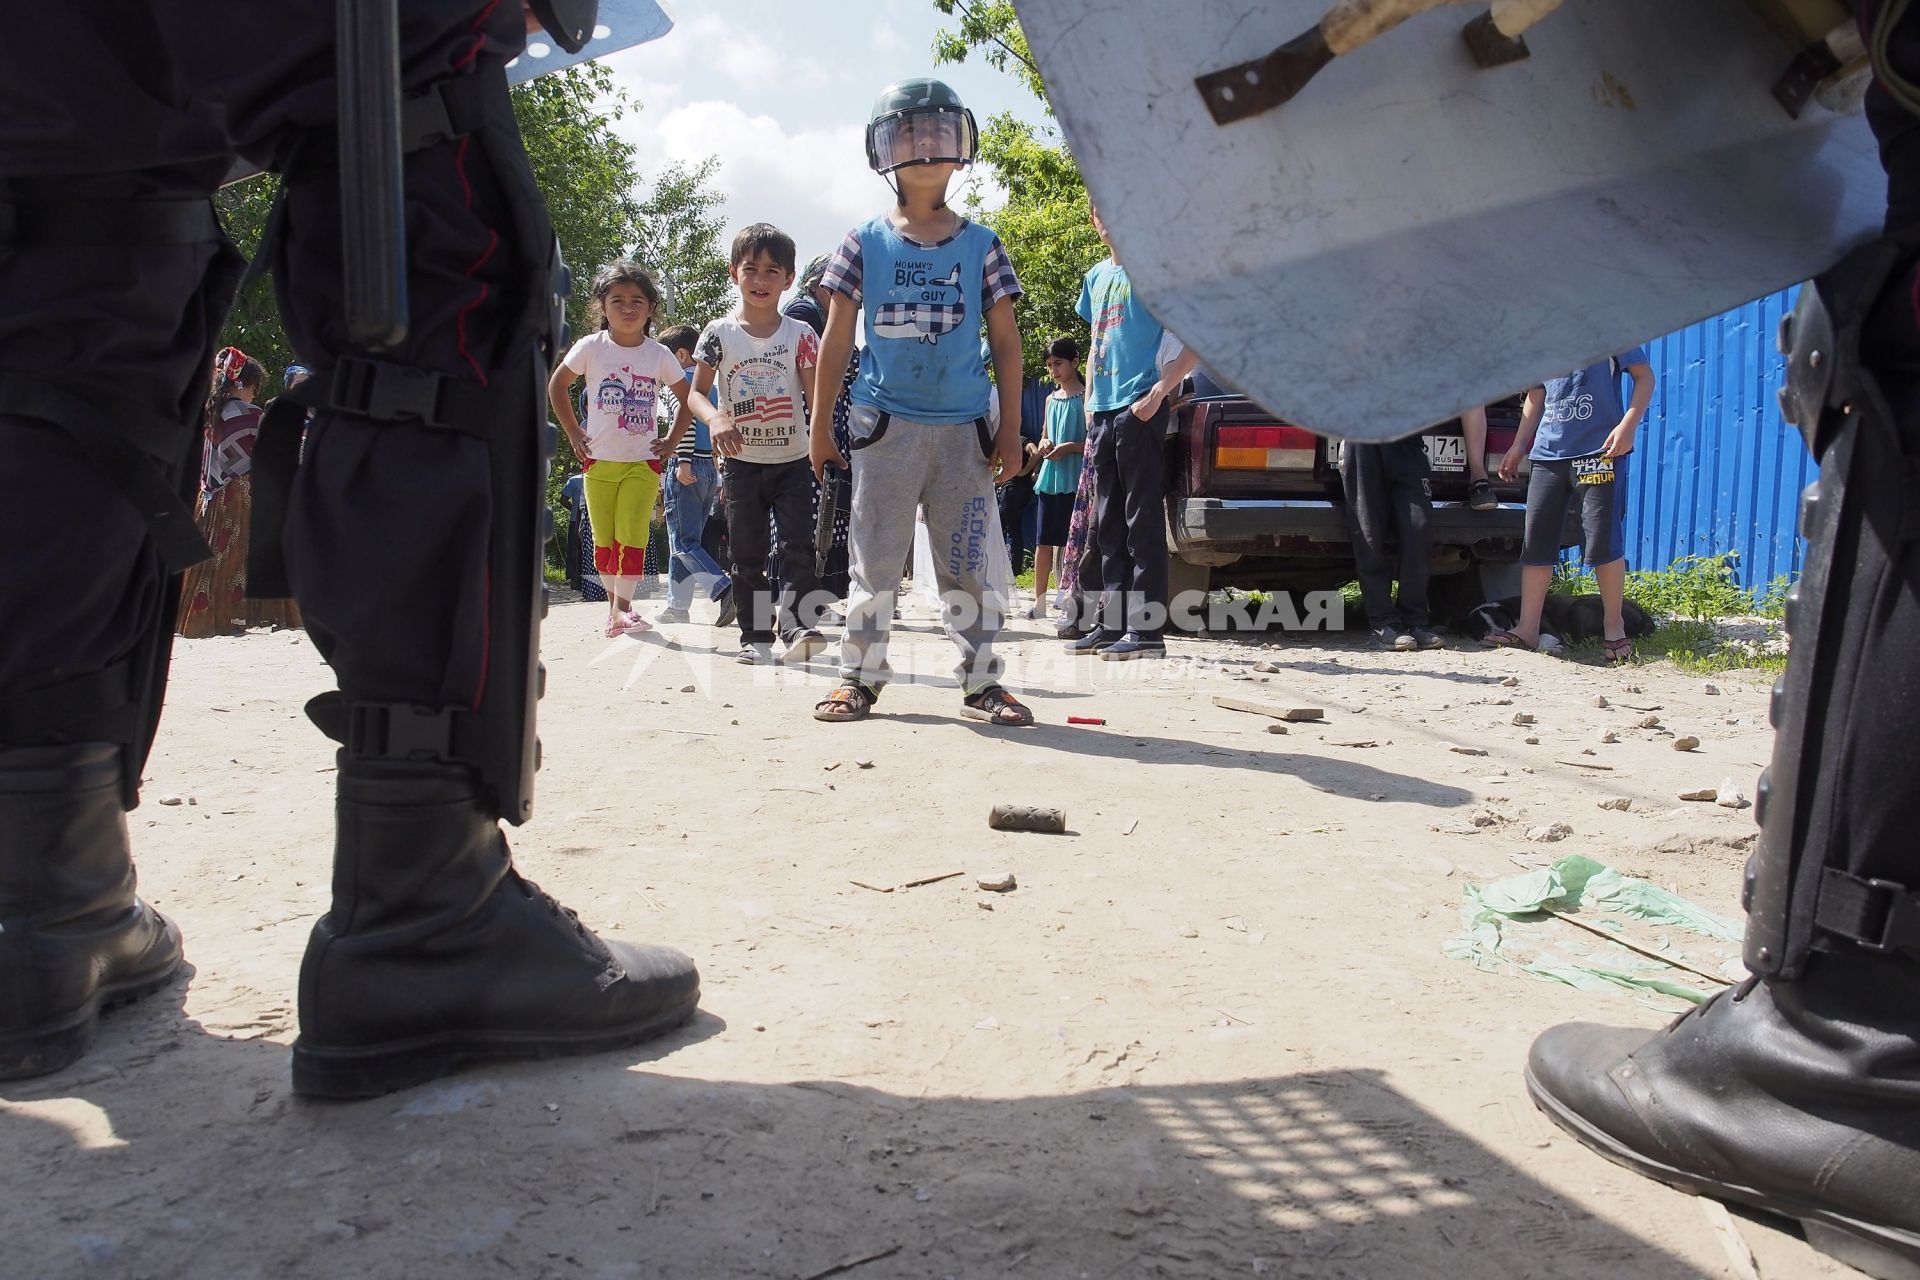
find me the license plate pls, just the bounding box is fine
[1424,435,1466,471]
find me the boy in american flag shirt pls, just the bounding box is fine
[671,223,826,666]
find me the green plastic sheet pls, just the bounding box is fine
[1446,854,1743,1005]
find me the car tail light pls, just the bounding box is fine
[1215,423,1317,470]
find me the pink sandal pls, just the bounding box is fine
[619,610,653,635]
[1602,635,1634,664]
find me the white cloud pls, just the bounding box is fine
[662,12,827,91]
[640,98,883,258]
[581,0,1042,311]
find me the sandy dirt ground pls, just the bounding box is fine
[2,597,1857,1280]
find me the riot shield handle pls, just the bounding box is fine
[338,0,409,350]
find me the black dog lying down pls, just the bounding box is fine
[1458,595,1657,645]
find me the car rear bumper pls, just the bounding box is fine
[1173,496,1541,559]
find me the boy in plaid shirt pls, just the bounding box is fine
[808,78,1030,726]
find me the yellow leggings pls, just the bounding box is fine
[583,460,661,576]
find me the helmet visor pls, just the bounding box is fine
[870,106,975,173]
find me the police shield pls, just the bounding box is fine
[1013,0,1886,439]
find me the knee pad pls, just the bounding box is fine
[247,58,569,826]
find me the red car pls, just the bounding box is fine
[1166,373,1575,625]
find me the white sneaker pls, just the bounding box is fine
[780,629,829,664]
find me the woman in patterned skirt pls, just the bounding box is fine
[177,348,301,638]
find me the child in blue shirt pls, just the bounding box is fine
[807,78,1031,726]
[1071,201,1198,659]
[1031,336,1087,620]
[1497,348,1656,660]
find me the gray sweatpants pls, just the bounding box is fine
[839,404,1005,695]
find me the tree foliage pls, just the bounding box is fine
[930,0,1048,108]
[633,156,733,331]
[513,60,650,342]
[932,2,1102,376]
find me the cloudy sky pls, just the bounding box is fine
[590,0,1053,275]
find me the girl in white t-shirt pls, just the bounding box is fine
[547,262,717,636]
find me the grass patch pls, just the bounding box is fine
[1549,553,1791,673]
[1560,620,1784,676]
[1553,552,1785,622]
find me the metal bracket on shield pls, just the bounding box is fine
[1195,0,1567,124]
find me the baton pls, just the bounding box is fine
[813,462,841,581]
[338,0,409,349]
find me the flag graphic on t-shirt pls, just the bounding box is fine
[730,363,793,425]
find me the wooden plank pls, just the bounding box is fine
[1212,696,1323,722]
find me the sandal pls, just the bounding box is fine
[813,680,875,722]
[1467,476,1496,511]
[961,685,1034,727]
[1602,635,1634,664]
[1485,629,1530,649]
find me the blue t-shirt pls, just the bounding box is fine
[1035,391,1085,494]
[1077,258,1166,413]
[1533,347,1648,460]
[821,216,1023,425]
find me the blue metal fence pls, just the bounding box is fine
[1615,287,1812,589]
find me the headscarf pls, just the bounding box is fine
[798,253,831,294]
[213,345,253,395]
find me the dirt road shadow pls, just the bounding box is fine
[2,1013,1693,1279]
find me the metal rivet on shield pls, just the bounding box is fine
[1809,350,1824,368]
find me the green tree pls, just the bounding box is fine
[930,0,1047,106]
[513,60,649,343]
[215,177,293,385]
[932,1,1102,376]
[634,156,733,332]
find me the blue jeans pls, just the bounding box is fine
[664,456,730,609]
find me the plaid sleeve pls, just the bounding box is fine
[821,229,863,304]
[981,233,1022,312]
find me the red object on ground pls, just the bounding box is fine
[1067,716,1106,725]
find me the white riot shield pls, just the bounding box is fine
[1014,0,1886,439]
[508,0,674,83]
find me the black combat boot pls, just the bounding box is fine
[1526,949,1920,1278]
[0,743,184,1080]
[1526,246,1920,1280]
[290,757,700,1099]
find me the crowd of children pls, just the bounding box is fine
[545,74,1660,721]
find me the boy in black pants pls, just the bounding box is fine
[1069,201,1198,659]
[1340,437,1443,650]
[679,224,827,664]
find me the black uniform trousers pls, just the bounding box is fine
[0,2,530,754]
